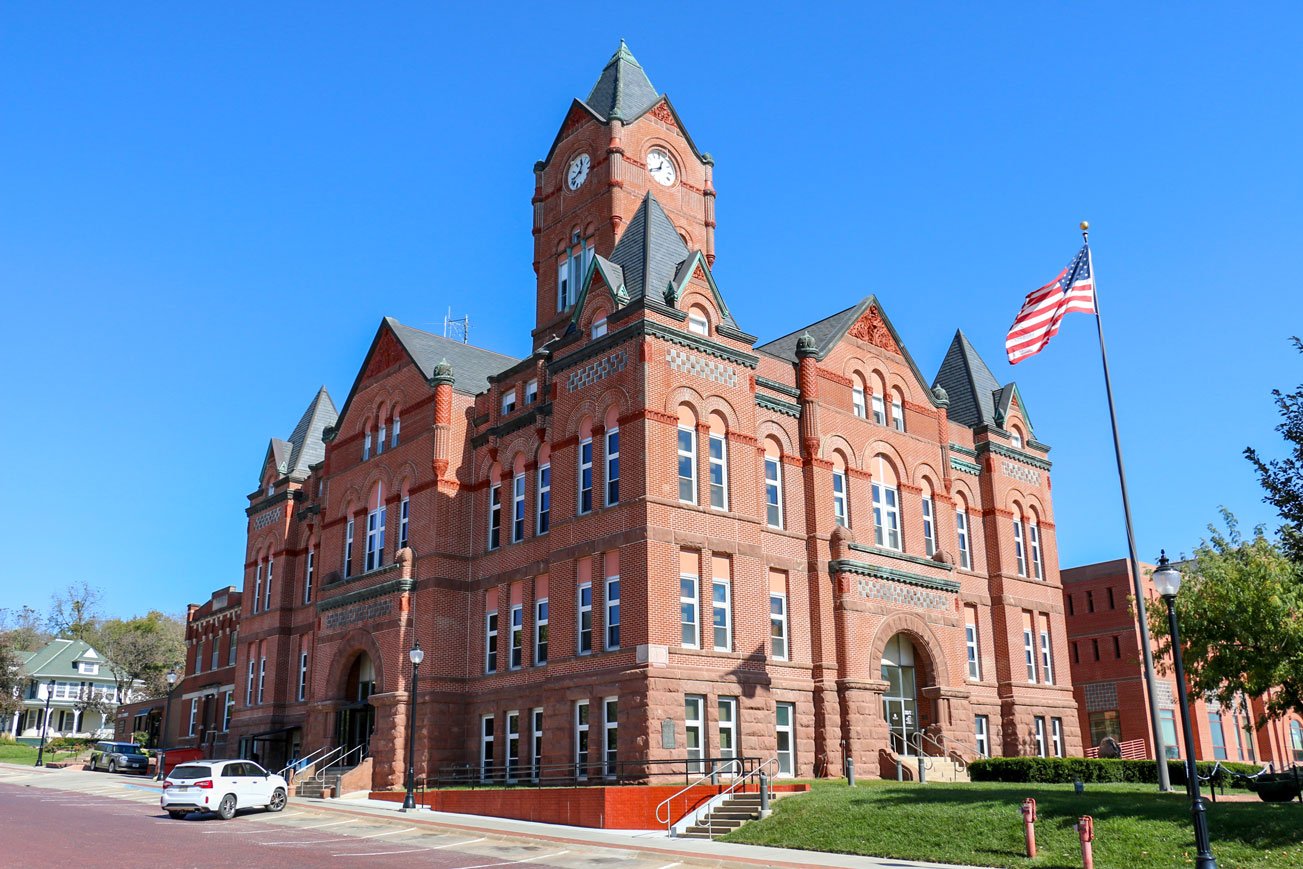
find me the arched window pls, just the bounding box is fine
[708,412,729,511]
[1028,509,1043,580]
[536,444,552,535]
[831,451,849,527]
[1291,720,1303,763]
[377,412,387,455]
[391,407,401,449]
[872,456,901,550]
[511,455,527,544]
[891,388,906,432]
[955,492,972,570]
[688,305,710,337]
[870,373,887,425]
[604,406,620,506]
[677,405,698,504]
[1012,505,1027,577]
[1010,425,1024,449]
[363,425,373,461]
[578,418,594,515]
[487,464,502,551]
[920,480,936,557]
[852,373,867,419]
[365,482,386,571]
[763,437,784,529]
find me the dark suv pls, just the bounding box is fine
[90,741,149,774]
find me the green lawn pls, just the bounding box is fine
[0,743,78,766]
[722,780,1303,868]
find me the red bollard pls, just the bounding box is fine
[1077,815,1095,869]
[1021,798,1037,858]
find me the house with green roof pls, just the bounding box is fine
[5,638,134,744]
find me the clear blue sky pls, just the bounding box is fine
[2,5,1299,619]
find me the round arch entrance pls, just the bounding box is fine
[336,652,377,757]
[881,634,934,755]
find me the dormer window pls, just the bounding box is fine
[1011,431,1023,449]
[591,317,608,339]
[502,390,517,416]
[688,310,709,336]
[524,379,539,405]
[265,482,274,498]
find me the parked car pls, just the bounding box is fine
[88,741,149,775]
[161,760,289,820]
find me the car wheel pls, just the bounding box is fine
[217,794,237,820]
[267,788,287,812]
[167,810,188,820]
[108,761,117,774]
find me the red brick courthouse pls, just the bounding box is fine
[227,43,1082,790]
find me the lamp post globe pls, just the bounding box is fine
[401,643,422,811]
[156,670,178,781]
[1156,550,1217,869]
[35,679,55,767]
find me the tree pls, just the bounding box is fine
[0,606,50,652]
[93,612,185,703]
[1245,336,1303,565]
[47,582,103,642]
[1148,512,1303,722]
[0,633,25,719]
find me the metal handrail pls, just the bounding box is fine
[299,744,347,783]
[655,757,745,834]
[305,743,366,785]
[278,745,330,780]
[697,756,779,840]
[430,754,752,789]
[909,730,967,773]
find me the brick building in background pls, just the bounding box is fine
[1063,558,1303,767]
[226,42,1081,790]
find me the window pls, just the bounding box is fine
[211,638,219,671]
[1029,521,1043,580]
[872,482,901,550]
[603,698,618,778]
[377,423,386,454]
[506,711,520,782]
[956,506,971,569]
[688,310,709,336]
[1011,431,1023,449]
[1067,593,1075,616]
[1087,590,1095,612]
[253,563,262,615]
[399,498,409,550]
[265,556,274,610]
[718,697,738,764]
[577,582,592,654]
[391,415,400,448]
[677,426,697,504]
[195,640,204,674]
[975,715,990,757]
[556,239,594,312]
[304,548,314,604]
[524,379,538,405]
[852,381,867,419]
[770,592,789,661]
[1113,635,1122,658]
[922,494,936,556]
[871,392,886,425]
[78,661,99,675]
[776,702,795,776]
[966,622,981,680]
[605,427,619,506]
[481,714,495,781]
[536,463,551,534]
[485,608,498,674]
[1072,641,1080,664]
[590,317,607,339]
[891,395,905,432]
[1034,716,1047,757]
[245,658,255,706]
[605,574,620,650]
[685,695,704,774]
[1159,709,1180,759]
[188,698,198,736]
[1108,587,1116,609]
[1040,628,1054,684]
[1088,710,1121,746]
[511,473,526,543]
[344,519,354,578]
[680,574,699,648]
[363,431,371,461]
[712,575,732,651]
[1013,518,1027,576]
[534,598,548,665]
[298,651,308,701]
[1291,721,1303,763]
[832,469,849,527]
[229,633,237,667]
[531,708,544,782]
[488,483,501,550]
[510,605,523,669]
[574,700,590,780]
[365,496,386,572]
[708,431,728,510]
[1024,628,1037,683]
[1208,702,1227,760]
[1051,718,1064,757]
[764,452,783,528]
[257,656,266,704]
[223,692,233,731]
[501,390,516,416]
[1092,638,1100,661]
[578,437,593,514]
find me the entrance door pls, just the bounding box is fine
[336,704,375,758]
[881,635,920,755]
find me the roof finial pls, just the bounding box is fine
[1080,220,1089,242]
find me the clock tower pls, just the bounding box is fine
[531,41,716,349]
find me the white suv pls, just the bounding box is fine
[161,760,289,820]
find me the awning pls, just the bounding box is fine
[247,726,300,742]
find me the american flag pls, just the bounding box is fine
[1005,243,1096,364]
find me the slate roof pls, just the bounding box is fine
[933,330,1005,428]
[758,303,862,363]
[607,192,690,305]
[284,387,337,478]
[584,40,661,122]
[386,318,519,395]
[20,638,104,679]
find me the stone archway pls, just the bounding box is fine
[324,630,387,761]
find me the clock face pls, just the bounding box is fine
[567,154,591,190]
[647,149,677,186]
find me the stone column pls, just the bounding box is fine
[368,691,407,791]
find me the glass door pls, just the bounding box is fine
[882,635,919,755]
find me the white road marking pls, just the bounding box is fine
[261,827,415,846]
[427,837,486,850]
[452,851,571,869]
[656,863,683,869]
[334,848,429,857]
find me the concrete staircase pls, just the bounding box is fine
[295,764,354,799]
[884,752,971,783]
[679,792,763,839]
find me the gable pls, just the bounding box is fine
[846,304,901,356]
[361,327,410,382]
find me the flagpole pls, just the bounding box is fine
[1083,221,1172,792]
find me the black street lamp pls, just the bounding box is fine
[401,643,424,811]
[34,679,56,767]
[1153,551,1218,869]
[155,670,178,781]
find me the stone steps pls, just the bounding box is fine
[678,792,763,839]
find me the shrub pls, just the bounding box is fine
[45,736,96,753]
[968,757,1261,789]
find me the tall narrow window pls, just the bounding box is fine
[965,610,981,680]
[922,492,936,556]
[688,309,709,336]
[536,462,551,534]
[677,425,697,504]
[603,698,618,779]
[510,604,523,669]
[590,317,607,339]
[1013,515,1027,576]
[304,548,314,604]
[685,695,704,774]
[511,473,526,543]
[1011,430,1023,449]
[506,711,520,782]
[708,428,728,510]
[377,422,386,454]
[1024,626,1037,683]
[223,692,233,730]
[391,414,400,448]
[1034,716,1047,758]
[605,574,620,650]
[399,498,409,550]
[501,390,516,416]
[257,655,266,704]
[531,708,544,782]
[297,651,308,701]
[956,505,971,569]
[534,597,549,666]
[188,698,198,736]
[605,426,619,506]
[1051,717,1065,758]
[195,640,205,674]
[764,443,784,528]
[344,519,354,578]
[1029,520,1043,580]
[770,579,789,661]
[712,567,732,652]
[871,392,886,425]
[577,582,592,654]
[718,697,738,764]
[524,380,538,405]
[253,563,263,615]
[488,483,501,550]
[832,463,849,528]
[775,702,795,776]
[891,394,905,432]
[485,607,498,674]
[1040,626,1055,684]
[264,557,274,611]
[211,638,219,671]
[363,431,371,461]
[975,715,990,757]
[872,481,901,550]
[365,488,386,572]
[574,700,590,780]
[680,573,699,648]
[481,714,495,781]
[852,378,867,419]
[245,659,254,706]
[578,436,593,515]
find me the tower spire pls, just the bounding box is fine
[585,40,660,122]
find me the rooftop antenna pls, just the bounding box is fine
[443,308,470,344]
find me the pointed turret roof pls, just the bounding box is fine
[608,192,691,304]
[585,40,661,122]
[933,330,1004,428]
[280,386,338,478]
